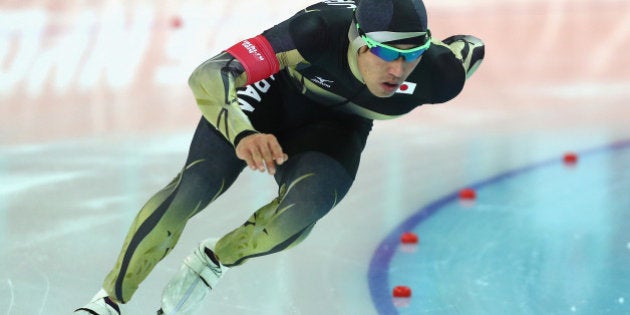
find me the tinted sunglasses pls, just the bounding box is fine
[354,12,431,62]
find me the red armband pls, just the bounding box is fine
[226,35,280,85]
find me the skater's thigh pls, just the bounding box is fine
[276,117,372,179]
[184,117,246,183]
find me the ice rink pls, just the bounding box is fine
[1,0,629,314]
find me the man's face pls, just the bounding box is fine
[356,45,422,98]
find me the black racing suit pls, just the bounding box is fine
[103,0,485,303]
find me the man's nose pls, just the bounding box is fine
[387,58,405,78]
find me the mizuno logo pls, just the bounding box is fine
[323,0,356,9]
[310,76,334,88]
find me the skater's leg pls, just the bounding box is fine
[102,119,245,303]
[157,115,371,314]
[158,152,353,314]
[215,151,354,266]
[213,115,372,266]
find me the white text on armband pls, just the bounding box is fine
[241,40,265,61]
[226,35,279,85]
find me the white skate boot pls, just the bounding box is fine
[75,289,121,315]
[158,239,228,315]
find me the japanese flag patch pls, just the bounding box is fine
[396,81,417,95]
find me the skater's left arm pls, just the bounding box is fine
[434,35,485,79]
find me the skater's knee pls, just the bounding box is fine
[276,152,354,214]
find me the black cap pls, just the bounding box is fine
[355,0,429,45]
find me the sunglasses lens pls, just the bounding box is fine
[369,43,428,62]
[362,33,431,62]
[402,49,425,61]
[370,46,399,62]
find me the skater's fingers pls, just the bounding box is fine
[259,147,277,175]
[267,138,286,165]
[235,133,284,175]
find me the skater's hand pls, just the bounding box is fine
[235,133,288,175]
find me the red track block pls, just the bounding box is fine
[563,152,578,165]
[392,285,412,298]
[400,232,419,244]
[459,188,476,200]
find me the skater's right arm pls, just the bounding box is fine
[188,38,302,174]
[188,36,306,147]
[188,52,256,147]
